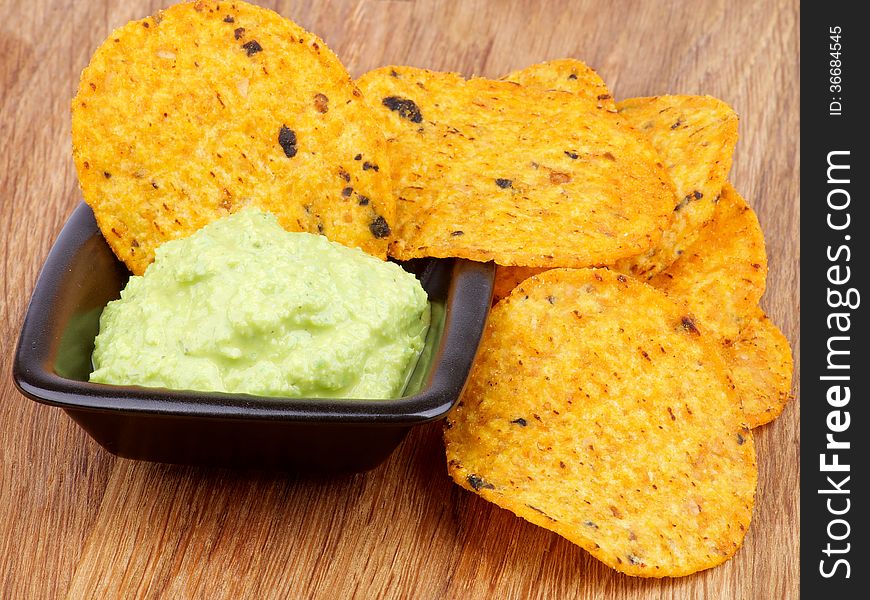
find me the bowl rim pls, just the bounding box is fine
[13,203,494,425]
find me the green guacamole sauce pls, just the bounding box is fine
[90,209,430,399]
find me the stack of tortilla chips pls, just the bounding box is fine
[357,59,792,577]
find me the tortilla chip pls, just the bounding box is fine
[502,58,616,112]
[723,309,794,428]
[492,266,549,304]
[649,184,766,343]
[72,0,394,274]
[356,66,675,267]
[445,268,756,577]
[614,95,739,278]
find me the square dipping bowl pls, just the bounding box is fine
[13,204,495,472]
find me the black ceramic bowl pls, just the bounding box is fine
[13,204,494,472]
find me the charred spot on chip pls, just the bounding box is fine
[242,40,262,55]
[671,119,683,129]
[495,178,513,189]
[354,154,362,161]
[547,295,556,304]
[617,274,627,283]
[103,171,112,179]
[362,161,379,172]
[234,27,245,40]
[737,433,746,445]
[313,93,329,113]
[467,474,495,491]
[369,215,391,238]
[583,520,598,529]
[223,15,235,23]
[382,96,423,123]
[598,94,612,101]
[627,554,644,566]
[451,230,464,236]
[341,186,353,198]
[680,316,700,335]
[510,417,527,426]
[357,195,370,206]
[564,151,579,159]
[278,125,297,158]
[567,73,578,80]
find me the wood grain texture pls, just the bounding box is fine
[1,0,799,598]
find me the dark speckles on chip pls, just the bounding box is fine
[382,96,423,123]
[313,93,329,113]
[495,178,513,189]
[674,190,702,212]
[278,125,297,158]
[234,27,245,40]
[526,505,556,521]
[467,474,495,491]
[369,215,391,238]
[680,316,700,335]
[242,40,262,55]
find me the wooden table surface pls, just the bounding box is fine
[1,0,799,597]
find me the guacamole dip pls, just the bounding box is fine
[90,209,430,399]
